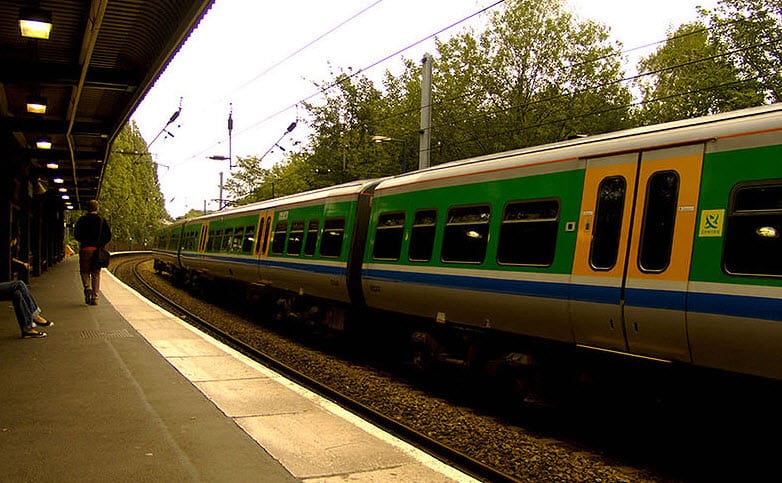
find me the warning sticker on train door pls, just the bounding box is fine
[698,209,725,237]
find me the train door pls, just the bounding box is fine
[623,145,703,361]
[198,223,209,253]
[571,153,639,352]
[254,211,274,257]
[571,146,704,361]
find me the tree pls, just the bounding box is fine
[226,0,634,200]
[98,122,169,248]
[635,22,766,124]
[705,0,782,102]
[224,153,313,204]
[431,0,632,160]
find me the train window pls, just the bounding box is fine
[498,199,559,266]
[228,228,241,252]
[320,218,345,258]
[207,229,217,252]
[441,205,490,264]
[211,229,222,252]
[373,212,405,260]
[409,209,437,262]
[590,176,626,270]
[724,181,782,277]
[221,228,234,252]
[639,171,679,272]
[271,221,288,255]
[287,220,305,256]
[304,220,319,256]
[241,225,255,253]
[261,216,272,254]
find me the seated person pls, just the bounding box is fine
[1,255,53,338]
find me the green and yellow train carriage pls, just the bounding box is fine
[362,104,782,381]
[165,180,380,321]
[154,104,782,383]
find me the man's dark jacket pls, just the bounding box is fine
[74,213,112,247]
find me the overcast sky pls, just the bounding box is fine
[130,0,717,218]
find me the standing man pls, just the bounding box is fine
[74,200,111,305]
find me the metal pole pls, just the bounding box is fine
[219,172,223,210]
[227,103,233,169]
[419,53,432,170]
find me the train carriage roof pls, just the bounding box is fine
[184,178,383,224]
[374,103,782,195]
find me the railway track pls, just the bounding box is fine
[111,253,782,482]
[112,253,522,483]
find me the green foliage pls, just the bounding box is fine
[429,0,633,160]
[98,122,169,248]
[705,0,782,102]
[223,0,778,205]
[636,21,766,124]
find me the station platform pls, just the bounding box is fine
[0,256,474,482]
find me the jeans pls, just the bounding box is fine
[0,280,41,332]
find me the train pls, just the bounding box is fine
[153,103,782,390]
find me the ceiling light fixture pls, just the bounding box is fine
[26,95,47,114]
[46,162,59,169]
[36,138,52,149]
[19,7,52,39]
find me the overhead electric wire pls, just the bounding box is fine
[168,3,771,173]
[439,76,765,156]
[181,0,506,164]
[371,16,749,129]
[422,38,778,139]
[229,0,387,96]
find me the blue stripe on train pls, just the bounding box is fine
[688,292,782,321]
[362,268,781,322]
[177,257,780,322]
[181,253,347,276]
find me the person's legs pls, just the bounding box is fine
[9,281,33,332]
[9,281,45,337]
[81,272,92,303]
[17,280,41,315]
[88,269,101,304]
[79,248,94,304]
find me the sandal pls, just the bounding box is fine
[34,318,53,327]
[22,329,47,339]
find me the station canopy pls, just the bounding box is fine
[0,0,214,211]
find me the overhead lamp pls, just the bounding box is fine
[19,7,52,39]
[26,95,47,114]
[61,194,70,200]
[46,162,59,169]
[36,138,52,150]
[53,177,64,184]
[58,187,67,193]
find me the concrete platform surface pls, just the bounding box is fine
[0,256,477,482]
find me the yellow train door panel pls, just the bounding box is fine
[571,153,639,352]
[624,144,703,361]
[254,211,274,257]
[198,223,209,253]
